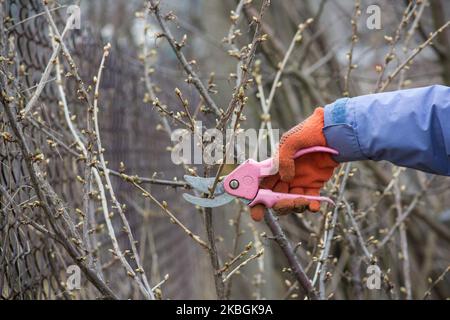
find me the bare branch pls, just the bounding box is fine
[343,0,361,97]
[21,13,75,116]
[131,182,210,251]
[264,209,319,300]
[380,20,450,91]
[147,0,221,115]
[222,249,264,283]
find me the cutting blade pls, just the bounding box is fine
[182,192,235,208]
[184,175,225,195]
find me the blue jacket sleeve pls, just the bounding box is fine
[323,85,450,176]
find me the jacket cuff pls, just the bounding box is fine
[323,98,368,162]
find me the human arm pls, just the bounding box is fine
[250,85,450,221]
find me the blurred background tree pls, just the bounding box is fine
[1,0,450,300]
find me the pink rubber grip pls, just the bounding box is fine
[248,189,335,208]
[224,146,339,205]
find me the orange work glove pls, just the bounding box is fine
[250,107,339,221]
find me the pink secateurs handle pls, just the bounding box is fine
[223,146,339,208]
[248,189,335,208]
[249,146,339,208]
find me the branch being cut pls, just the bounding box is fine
[207,0,271,197]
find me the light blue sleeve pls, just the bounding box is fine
[323,85,450,176]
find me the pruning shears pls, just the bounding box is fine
[183,146,339,208]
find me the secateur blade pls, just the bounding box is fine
[184,175,225,195]
[182,192,235,208]
[183,175,234,208]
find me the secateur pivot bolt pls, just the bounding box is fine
[229,179,239,189]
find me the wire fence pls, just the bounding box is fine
[2,0,450,300]
[1,0,203,299]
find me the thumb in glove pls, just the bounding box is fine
[277,107,328,182]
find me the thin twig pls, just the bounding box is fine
[175,87,195,130]
[267,19,314,111]
[52,25,101,279]
[41,2,95,109]
[225,205,245,299]
[92,44,154,298]
[264,209,319,300]
[222,249,264,283]
[376,177,434,250]
[131,182,210,251]
[225,0,246,46]
[152,274,169,292]
[148,0,221,115]
[217,0,271,130]
[318,163,351,299]
[1,93,118,300]
[207,0,271,200]
[21,13,75,116]
[422,265,450,299]
[255,18,314,156]
[380,20,450,91]
[394,177,412,299]
[399,0,428,89]
[218,241,253,275]
[343,0,360,97]
[53,39,151,298]
[374,1,415,92]
[5,5,67,31]
[343,198,371,259]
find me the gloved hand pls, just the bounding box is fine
[250,107,339,221]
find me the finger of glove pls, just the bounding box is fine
[308,200,321,212]
[292,187,322,212]
[273,197,310,215]
[273,187,308,215]
[250,204,265,222]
